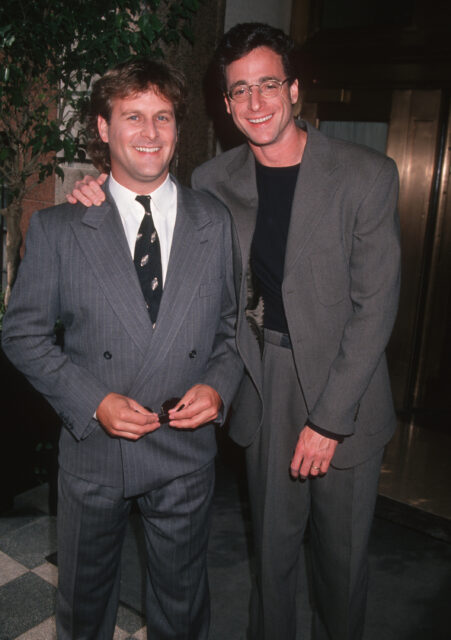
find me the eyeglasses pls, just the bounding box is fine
[227,78,291,102]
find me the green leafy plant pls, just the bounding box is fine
[0,0,200,304]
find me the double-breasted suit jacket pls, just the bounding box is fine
[192,121,401,468]
[2,178,242,495]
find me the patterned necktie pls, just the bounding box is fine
[134,195,162,325]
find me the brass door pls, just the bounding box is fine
[386,90,451,431]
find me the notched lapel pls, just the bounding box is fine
[284,123,340,276]
[71,199,152,353]
[212,147,258,314]
[135,185,219,375]
[223,146,258,270]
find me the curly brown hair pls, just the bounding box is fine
[86,58,187,173]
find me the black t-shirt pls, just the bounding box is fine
[251,160,300,333]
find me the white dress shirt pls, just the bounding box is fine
[108,173,177,286]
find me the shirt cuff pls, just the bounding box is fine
[305,420,344,443]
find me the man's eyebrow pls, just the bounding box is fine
[119,108,142,116]
[228,76,282,89]
[119,108,174,116]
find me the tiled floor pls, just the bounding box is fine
[1,420,450,639]
[0,488,145,639]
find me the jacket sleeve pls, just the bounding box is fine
[1,212,109,441]
[308,157,401,435]
[198,204,244,423]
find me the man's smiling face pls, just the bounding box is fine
[97,88,177,194]
[224,46,299,153]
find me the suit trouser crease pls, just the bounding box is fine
[56,463,214,640]
[245,332,383,640]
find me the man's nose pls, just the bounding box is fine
[141,118,158,138]
[248,86,263,111]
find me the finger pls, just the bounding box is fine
[122,410,157,428]
[113,419,160,438]
[169,407,216,429]
[128,398,153,416]
[168,398,197,420]
[80,184,105,206]
[70,188,97,208]
[82,174,107,198]
[299,456,314,479]
[111,430,142,440]
[110,426,157,440]
[290,443,305,479]
[309,462,322,477]
[170,398,188,413]
[66,194,77,204]
[74,176,105,200]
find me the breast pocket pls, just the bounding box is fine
[310,251,348,306]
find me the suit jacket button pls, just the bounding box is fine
[103,351,112,360]
[189,350,197,359]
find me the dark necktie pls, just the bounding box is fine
[134,195,162,325]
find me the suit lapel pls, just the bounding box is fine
[134,182,218,376]
[71,189,152,354]
[284,122,340,276]
[214,147,264,389]
[212,146,259,318]
[223,146,258,274]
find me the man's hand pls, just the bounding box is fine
[168,384,222,430]
[96,392,160,440]
[66,173,108,207]
[290,425,338,479]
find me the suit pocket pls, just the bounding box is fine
[310,251,348,306]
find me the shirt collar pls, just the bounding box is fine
[108,173,176,220]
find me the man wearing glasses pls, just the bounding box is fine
[193,23,401,640]
[67,23,401,640]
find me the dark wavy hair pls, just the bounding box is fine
[215,22,297,94]
[87,58,187,172]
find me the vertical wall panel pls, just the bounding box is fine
[385,90,442,410]
[413,101,451,428]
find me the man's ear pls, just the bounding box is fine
[97,115,109,143]
[289,79,299,106]
[224,93,232,115]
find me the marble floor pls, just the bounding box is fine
[380,420,451,520]
[0,420,450,640]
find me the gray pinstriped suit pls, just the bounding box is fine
[2,177,243,639]
[192,120,401,639]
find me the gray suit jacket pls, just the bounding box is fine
[192,121,401,468]
[2,178,242,495]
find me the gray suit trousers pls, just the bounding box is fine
[56,463,214,640]
[246,331,383,640]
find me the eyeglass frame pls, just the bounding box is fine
[226,77,292,102]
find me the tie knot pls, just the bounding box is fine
[136,194,152,213]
